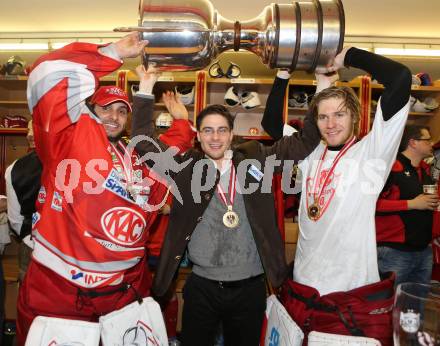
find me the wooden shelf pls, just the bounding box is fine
[288,107,308,113]
[241,135,272,140]
[207,77,274,84]
[0,75,28,81]
[409,111,437,117]
[225,105,266,112]
[0,128,27,135]
[205,104,266,112]
[371,109,436,117]
[0,100,28,106]
[289,79,358,88]
[204,77,360,87]
[371,83,440,92]
[155,102,194,108]
[410,85,440,91]
[127,75,196,83]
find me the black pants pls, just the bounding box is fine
[182,273,266,346]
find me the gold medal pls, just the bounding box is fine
[307,136,357,221]
[307,203,320,221]
[223,206,239,228]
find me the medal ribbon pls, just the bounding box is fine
[217,162,236,209]
[110,142,133,186]
[310,136,357,205]
[111,141,173,210]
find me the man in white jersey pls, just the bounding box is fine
[294,49,410,294]
[263,46,411,345]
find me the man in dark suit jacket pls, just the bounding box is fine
[132,67,321,346]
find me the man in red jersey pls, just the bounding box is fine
[17,33,194,344]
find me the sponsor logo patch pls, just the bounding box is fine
[32,212,40,227]
[71,270,84,280]
[103,168,133,203]
[248,164,263,181]
[133,169,143,183]
[37,186,46,203]
[51,191,63,212]
[70,269,123,287]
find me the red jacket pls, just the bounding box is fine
[376,153,434,249]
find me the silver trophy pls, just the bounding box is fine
[115,0,344,72]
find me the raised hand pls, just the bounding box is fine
[162,91,188,120]
[315,71,339,93]
[135,65,160,95]
[315,46,351,74]
[114,32,148,59]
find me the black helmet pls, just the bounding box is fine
[5,56,25,75]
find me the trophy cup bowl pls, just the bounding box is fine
[115,0,344,72]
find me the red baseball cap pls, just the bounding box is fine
[90,86,132,112]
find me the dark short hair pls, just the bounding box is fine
[309,86,361,136]
[399,124,429,152]
[196,104,234,131]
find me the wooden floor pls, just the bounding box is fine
[3,254,19,282]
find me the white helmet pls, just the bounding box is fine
[224,86,241,106]
[288,91,309,108]
[411,75,422,86]
[175,85,194,105]
[423,97,439,111]
[241,91,261,110]
[410,96,429,113]
[155,112,173,128]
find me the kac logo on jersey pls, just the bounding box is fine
[101,207,146,245]
[51,191,63,212]
[37,186,46,204]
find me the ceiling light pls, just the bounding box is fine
[0,43,49,51]
[50,42,70,49]
[374,47,440,57]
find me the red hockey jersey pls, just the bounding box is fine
[28,42,193,288]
